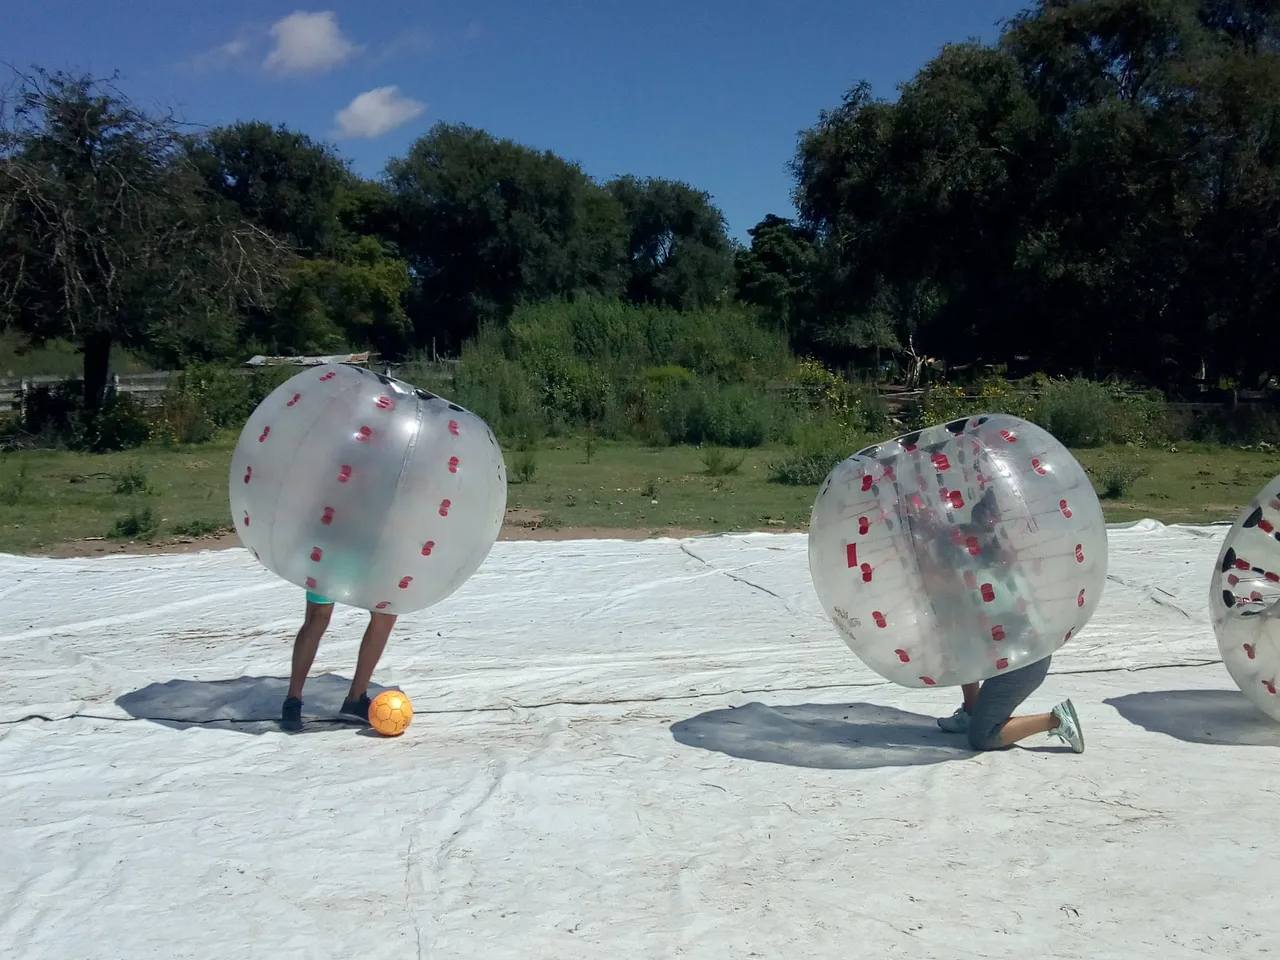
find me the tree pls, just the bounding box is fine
[0,68,292,414]
[186,120,351,256]
[187,121,414,359]
[606,175,735,310]
[386,123,627,350]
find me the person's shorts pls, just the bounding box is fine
[305,590,334,606]
[967,654,1052,751]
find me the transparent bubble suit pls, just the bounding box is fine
[228,364,507,615]
[807,414,1108,688]
[1209,473,1280,722]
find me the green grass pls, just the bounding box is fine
[0,436,1277,554]
[0,332,153,379]
[0,438,238,552]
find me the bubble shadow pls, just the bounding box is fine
[1104,689,1280,746]
[670,701,974,770]
[115,673,391,735]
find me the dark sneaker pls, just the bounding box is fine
[280,696,303,733]
[339,693,372,725]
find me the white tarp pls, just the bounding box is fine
[1,519,1276,959]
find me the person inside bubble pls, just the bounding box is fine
[930,487,1085,753]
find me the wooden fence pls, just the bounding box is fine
[1,365,1272,422]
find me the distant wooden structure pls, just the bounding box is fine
[244,351,375,368]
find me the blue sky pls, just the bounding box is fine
[3,0,1026,241]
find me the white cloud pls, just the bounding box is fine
[263,11,360,76]
[333,86,426,139]
[374,27,433,63]
[187,35,253,71]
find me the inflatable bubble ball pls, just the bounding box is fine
[807,413,1108,688]
[1209,474,1280,722]
[228,363,506,615]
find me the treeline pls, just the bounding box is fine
[5,0,1280,429]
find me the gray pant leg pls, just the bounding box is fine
[966,654,1052,751]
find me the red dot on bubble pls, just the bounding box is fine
[448,456,460,473]
[376,396,393,410]
[860,562,873,583]
[375,601,390,610]
[920,676,936,685]
[1228,573,1240,586]
[872,611,887,628]
[980,583,995,602]
[439,499,452,517]
[422,541,435,556]
[996,657,1009,670]
[858,516,869,535]
[243,467,252,483]
[861,475,874,492]
[398,576,413,589]
[992,625,1006,642]
[305,577,316,589]
[287,393,301,407]
[1060,500,1072,518]
[1235,558,1251,570]
[1077,589,1086,607]
[894,649,910,663]
[338,465,352,483]
[966,536,981,556]
[357,425,372,442]
[1265,680,1277,695]
[321,507,335,525]
[242,513,250,527]
[320,371,335,381]
[448,420,459,435]
[1245,644,1257,659]
[1032,458,1046,475]
[310,547,323,562]
[258,426,270,442]
[846,543,858,568]
[1075,544,1084,562]
[1065,629,1074,641]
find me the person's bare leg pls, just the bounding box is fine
[288,601,334,699]
[998,712,1058,746]
[961,681,980,711]
[348,612,397,700]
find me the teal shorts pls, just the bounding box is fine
[305,590,334,606]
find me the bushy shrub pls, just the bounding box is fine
[454,298,798,443]
[768,451,844,486]
[155,363,294,441]
[95,394,153,451]
[913,376,1035,429]
[1031,378,1116,447]
[658,380,776,447]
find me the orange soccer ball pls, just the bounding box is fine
[368,689,413,737]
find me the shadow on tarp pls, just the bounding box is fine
[1105,688,1280,747]
[671,701,973,770]
[116,673,390,735]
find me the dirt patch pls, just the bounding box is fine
[32,506,772,558]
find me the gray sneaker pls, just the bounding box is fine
[1049,699,1084,753]
[936,706,970,734]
